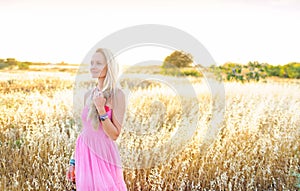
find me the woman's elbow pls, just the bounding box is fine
[111,134,119,141]
[111,131,120,141]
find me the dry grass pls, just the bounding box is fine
[0,71,299,190]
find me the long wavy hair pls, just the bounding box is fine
[87,48,120,130]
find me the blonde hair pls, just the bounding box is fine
[87,48,120,130]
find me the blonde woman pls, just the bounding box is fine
[67,48,127,190]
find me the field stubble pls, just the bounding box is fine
[0,73,299,190]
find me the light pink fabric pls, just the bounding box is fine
[75,105,127,191]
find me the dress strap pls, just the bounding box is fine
[104,105,110,112]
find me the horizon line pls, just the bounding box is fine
[1,57,299,66]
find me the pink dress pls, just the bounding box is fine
[75,104,127,191]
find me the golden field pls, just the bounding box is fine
[0,68,299,191]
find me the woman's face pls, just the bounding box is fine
[90,52,108,78]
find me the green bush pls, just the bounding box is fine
[182,69,202,77]
[160,67,183,76]
[17,62,29,70]
[286,62,300,79]
[265,65,280,77]
[0,63,9,69]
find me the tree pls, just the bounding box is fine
[286,62,300,79]
[244,61,267,82]
[264,65,280,77]
[6,58,17,65]
[162,50,193,68]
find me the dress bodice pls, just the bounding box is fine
[81,105,112,133]
[78,104,122,167]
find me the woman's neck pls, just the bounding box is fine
[97,77,105,90]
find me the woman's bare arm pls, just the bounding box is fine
[99,89,126,141]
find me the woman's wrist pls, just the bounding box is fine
[97,107,106,115]
[99,113,108,121]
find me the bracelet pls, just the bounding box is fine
[69,159,75,166]
[99,113,108,121]
[99,113,108,118]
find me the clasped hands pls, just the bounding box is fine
[93,87,107,115]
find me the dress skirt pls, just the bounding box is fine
[74,104,127,191]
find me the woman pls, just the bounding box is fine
[67,48,127,191]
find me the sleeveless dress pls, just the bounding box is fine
[75,104,127,191]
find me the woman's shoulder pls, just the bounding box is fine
[111,87,126,108]
[116,87,125,94]
[112,87,126,99]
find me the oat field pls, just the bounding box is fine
[0,71,299,191]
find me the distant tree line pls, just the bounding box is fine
[212,61,300,82]
[161,51,300,81]
[0,58,69,70]
[0,58,29,70]
[1,55,300,81]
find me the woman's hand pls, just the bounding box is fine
[66,165,76,182]
[93,88,107,115]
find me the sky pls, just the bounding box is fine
[0,0,299,66]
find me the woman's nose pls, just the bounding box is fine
[90,64,97,70]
